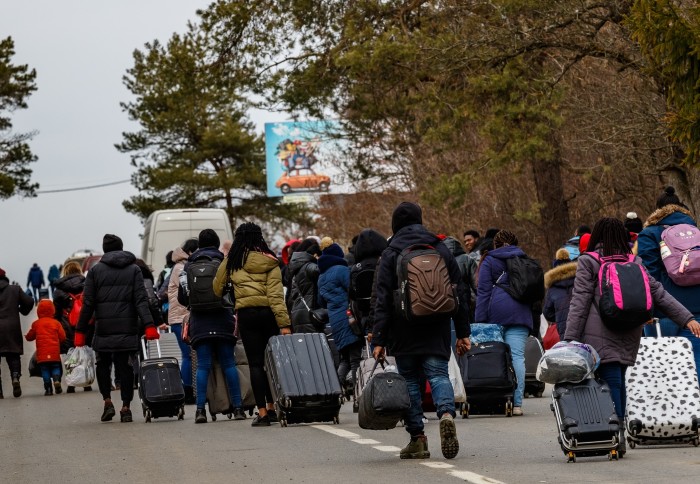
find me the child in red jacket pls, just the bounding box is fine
[26,299,67,395]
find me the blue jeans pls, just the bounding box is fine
[596,362,627,419]
[503,325,529,407]
[194,340,242,410]
[170,324,192,387]
[644,316,700,384]
[395,355,454,437]
[40,362,62,386]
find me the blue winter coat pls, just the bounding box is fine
[318,260,358,350]
[27,265,44,288]
[637,204,700,316]
[475,245,533,329]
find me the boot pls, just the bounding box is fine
[66,386,76,394]
[184,386,195,405]
[44,382,53,396]
[195,408,207,424]
[53,380,62,395]
[618,429,626,458]
[11,373,21,398]
[400,434,430,459]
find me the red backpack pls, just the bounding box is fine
[67,292,84,327]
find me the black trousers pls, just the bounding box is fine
[337,340,362,387]
[237,307,280,409]
[0,352,22,378]
[96,351,135,404]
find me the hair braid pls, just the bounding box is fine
[226,222,275,272]
[493,230,518,248]
[586,217,631,257]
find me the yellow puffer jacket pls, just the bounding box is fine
[213,251,291,328]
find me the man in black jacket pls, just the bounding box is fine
[75,234,158,423]
[373,202,471,460]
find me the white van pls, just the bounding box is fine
[141,209,233,270]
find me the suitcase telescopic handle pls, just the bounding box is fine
[654,318,662,338]
[141,337,162,360]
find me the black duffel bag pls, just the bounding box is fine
[358,359,411,430]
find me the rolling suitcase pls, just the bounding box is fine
[234,340,256,414]
[145,327,181,364]
[206,353,235,420]
[524,336,546,398]
[265,333,343,427]
[38,288,50,300]
[625,320,700,448]
[551,378,620,462]
[459,341,516,417]
[139,339,185,422]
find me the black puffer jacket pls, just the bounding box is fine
[76,251,153,352]
[373,224,470,358]
[0,279,34,354]
[53,273,87,350]
[287,251,320,333]
[350,229,387,331]
[442,236,477,317]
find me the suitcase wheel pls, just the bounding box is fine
[211,414,217,422]
[567,451,576,463]
[333,416,340,425]
[144,410,152,423]
[462,403,469,419]
[352,401,359,414]
[693,438,699,447]
[608,449,619,461]
[628,439,636,449]
[280,418,288,428]
[535,391,543,398]
[178,406,185,420]
[227,413,233,420]
[505,400,513,417]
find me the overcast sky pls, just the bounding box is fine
[0,1,285,285]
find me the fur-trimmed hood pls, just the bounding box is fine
[544,261,577,289]
[644,204,695,228]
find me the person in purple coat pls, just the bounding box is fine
[474,230,533,416]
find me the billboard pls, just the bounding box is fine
[265,121,350,198]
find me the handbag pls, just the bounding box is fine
[543,322,560,350]
[358,359,411,430]
[28,352,41,377]
[221,273,235,309]
[301,295,328,329]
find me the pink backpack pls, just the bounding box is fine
[660,224,700,286]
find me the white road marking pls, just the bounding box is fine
[448,469,506,484]
[373,445,403,452]
[351,438,381,445]
[311,425,360,439]
[421,462,455,469]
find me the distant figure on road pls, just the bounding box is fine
[0,267,35,398]
[74,234,159,423]
[25,299,66,396]
[47,264,60,297]
[27,263,45,300]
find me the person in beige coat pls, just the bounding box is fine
[167,238,198,403]
[214,222,291,427]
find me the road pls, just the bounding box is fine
[2,309,700,483]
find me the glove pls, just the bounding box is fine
[74,332,86,347]
[145,326,160,341]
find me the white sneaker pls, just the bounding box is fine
[512,406,523,416]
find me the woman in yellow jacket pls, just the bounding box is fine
[214,222,291,427]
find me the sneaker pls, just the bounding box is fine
[11,377,21,398]
[512,406,523,416]
[439,413,459,459]
[101,402,116,422]
[195,408,207,424]
[251,413,271,427]
[120,408,133,423]
[233,407,247,420]
[54,382,62,395]
[267,409,279,423]
[400,435,430,459]
[66,386,76,394]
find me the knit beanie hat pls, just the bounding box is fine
[102,234,123,253]
[579,233,591,254]
[391,202,423,234]
[322,243,344,259]
[198,229,220,249]
[320,236,334,251]
[553,248,570,267]
[0,267,6,279]
[656,186,682,209]
[624,212,644,234]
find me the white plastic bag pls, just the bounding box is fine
[64,346,96,387]
[448,350,467,403]
[536,341,600,384]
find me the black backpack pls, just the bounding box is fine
[496,256,545,304]
[349,258,378,314]
[186,255,224,311]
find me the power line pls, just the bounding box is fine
[36,179,131,194]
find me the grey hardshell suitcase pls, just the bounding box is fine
[264,333,343,427]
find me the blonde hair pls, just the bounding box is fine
[62,261,82,277]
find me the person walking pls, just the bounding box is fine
[373,202,471,460]
[27,263,45,300]
[474,230,534,416]
[47,264,60,298]
[167,238,198,404]
[542,249,577,340]
[286,238,322,333]
[73,234,159,423]
[25,299,66,396]
[52,261,93,393]
[180,229,245,424]
[564,216,700,456]
[213,222,292,426]
[0,268,34,398]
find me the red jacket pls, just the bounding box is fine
[25,299,66,363]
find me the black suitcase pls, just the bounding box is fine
[38,288,50,300]
[139,339,185,422]
[265,333,343,426]
[459,341,516,417]
[551,378,621,462]
[524,336,546,398]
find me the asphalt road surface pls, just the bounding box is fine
[2,309,700,483]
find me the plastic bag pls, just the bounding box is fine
[536,341,600,384]
[469,323,504,344]
[448,350,466,403]
[64,346,96,387]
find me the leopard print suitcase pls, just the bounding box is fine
[625,325,700,448]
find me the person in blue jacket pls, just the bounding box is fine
[317,243,361,391]
[26,263,45,300]
[474,230,533,416]
[637,186,700,380]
